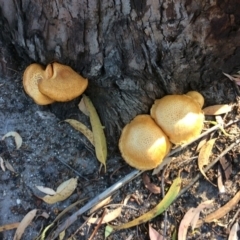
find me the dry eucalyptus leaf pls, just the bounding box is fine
[42,178,78,204]
[59,230,65,240]
[0,157,5,171]
[149,224,164,240]
[78,98,89,116]
[228,222,239,240]
[198,138,217,185]
[65,119,94,146]
[0,222,20,232]
[142,173,160,194]
[89,196,112,214]
[36,186,56,195]
[197,191,240,227]
[220,157,232,180]
[2,131,22,149]
[13,209,37,240]
[203,104,232,115]
[83,95,107,172]
[196,136,208,152]
[178,200,214,239]
[5,160,16,173]
[223,72,240,85]
[86,207,122,224]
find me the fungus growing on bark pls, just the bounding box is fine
[39,62,88,102]
[23,62,88,104]
[23,63,55,105]
[119,115,171,170]
[150,92,204,145]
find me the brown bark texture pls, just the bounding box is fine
[0,0,240,140]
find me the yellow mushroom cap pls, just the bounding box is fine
[38,62,88,102]
[150,94,204,145]
[119,115,171,170]
[186,91,204,108]
[23,63,55,105]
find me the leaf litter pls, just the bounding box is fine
[39,178,78,204]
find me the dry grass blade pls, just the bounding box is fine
[13,209,37,240]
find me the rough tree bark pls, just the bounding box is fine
[0,0,240,143]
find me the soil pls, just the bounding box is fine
[0,73,240,240]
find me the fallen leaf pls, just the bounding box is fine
[149,224,164,240]
[13,209,37,240]
[41,178,78,204]
[2,131,22,149]
[0,157,5,171]
[105,225,114,238]
[125,234,134,240]
[220,157,232,180]
[228,222,239,240]
[152,157,172,175]
[196,190,240,227]
[5,160,16,173]
[109,176,181,230]
[83,95,107,172]
[196,136,208,152]
[59,230,65,240]
[65,119,94,146]
[0,222,20,232]
[203,104,232,115]
[142,173,161,194]
[78,98,89,116]
[178,200,214,239]
[223,72,240,85]
[198,138,217,185]
[89,196,112,214]
[36,186,56,195]
[86,207,122,224]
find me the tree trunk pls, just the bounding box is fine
[0,0,239,142]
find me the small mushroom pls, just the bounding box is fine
[39,62,88,102]
[119,115,171,170]
[23,63,55,105]
[150,92,204,145]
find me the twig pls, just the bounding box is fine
[55,157,89,181]
[48,169,142,239]
[88,209,106,240]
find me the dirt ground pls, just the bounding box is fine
[0,73,240,240]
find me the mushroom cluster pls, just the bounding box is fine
[119,115,171,170]
[119,91,204,170]
[23,62,88,105]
